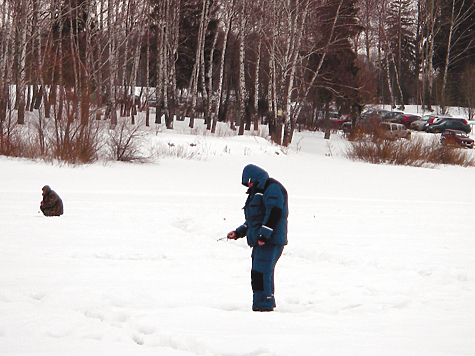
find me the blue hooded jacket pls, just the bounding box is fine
[235,164,288,247]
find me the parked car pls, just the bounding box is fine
[360,109,389,120]
[319,112,350,129]
[381,110,404,121]
[380,122,411,140]
[342,117,379,136]
[423,115,455,131]
[387,113,421,128]
[328,115,350,129]
[440,129,474,149]
[427,119,471,134]
[432,116,467,125]
[409,114,445,131]
[410,115,432,131]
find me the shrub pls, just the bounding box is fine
[44,116,105,164]
[346,135,475,167]
[1,112,104,164]
[107,119,147,162]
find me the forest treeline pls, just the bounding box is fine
[1,0,475,156]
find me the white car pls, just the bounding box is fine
[380,122,411,140]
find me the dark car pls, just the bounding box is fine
[432,116,467,125]
[360,109,389,120]
[413,115,450,131]
[423,115,464,131]
[387,113,421,128]
[381,111,403,121]
[427,119,471,134]
[440,129,474,149]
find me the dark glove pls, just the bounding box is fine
[257,235,267,245]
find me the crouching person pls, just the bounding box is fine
[40,185,64,217]
[227,164,288,312]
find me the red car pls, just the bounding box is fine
[387,114,422,128]
[440,129,474,149]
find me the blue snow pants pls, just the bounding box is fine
[251,244,284,311]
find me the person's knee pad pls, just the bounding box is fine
[251,270,264,292]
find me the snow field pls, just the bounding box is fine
[1,119,475,355]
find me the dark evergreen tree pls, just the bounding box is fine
[308,0,362,122]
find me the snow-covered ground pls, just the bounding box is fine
[1,117,475,356]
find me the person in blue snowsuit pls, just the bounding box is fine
[227,164,288,312]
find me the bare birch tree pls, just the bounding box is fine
[236,0,247,135]
[163,0,180,129]
[106,0,118,125]
[205,18,219,130]
[420,0,440,111]
[211,0,235,133]
[439,0,475,113]
[188,0,211,128]
[358,0,378,63]
[14,0,28,125]
[0,0,12,128]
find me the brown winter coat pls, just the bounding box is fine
[40,185,63,217]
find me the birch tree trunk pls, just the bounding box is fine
[121,0,131,118]
[166,0,180,129]
[438,0,475,113]
[108,0,118,126]
[15,0,28,125]
[253,16,263,131]
[163,38,170,127]
[68,3,80,127]
[155,0,165,124]
[206,25,219,130]
[30,0,40,111]
[440,1,454,114]
[422,0,438,111]
[199,2,210,126]
[237,0,247,135]
[163,0,173,129]
[212,0,234,134]
[35,0,49,154]
[268,0,279,144]
[0,0,12,126]
[129,22,144,125]
[55,0,64,142]
[81,0,95,126]
[378,1,399,108]
[0,0,12,154]
[167,0,180,129]
[145,6,151,127]
[282,0,310,146]
[188,0,210,129]
[385,53,395,107]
